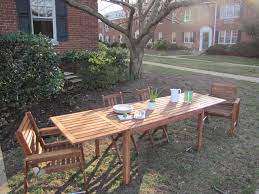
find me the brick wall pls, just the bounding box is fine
[0,0,98,52]
[57,0,98,52]
[0,0,18,34]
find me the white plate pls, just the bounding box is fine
[113,104,133,114]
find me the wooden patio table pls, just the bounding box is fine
[50,93,225,185]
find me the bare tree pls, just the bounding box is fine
[66,0,199,79]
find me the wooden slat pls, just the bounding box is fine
[50,93,225,144]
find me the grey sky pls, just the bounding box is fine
[98,1,122,14]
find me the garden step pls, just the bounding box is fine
[70,78,83,84]
[64,72,74,76]
[65,75,78,80]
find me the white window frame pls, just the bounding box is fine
[184,9,192,22]
[184,32,194,43]
[158,32,163,40]
[218,30,238,44]
[30,0,57,43]
[172,32,176,43]
[220,4,240,19]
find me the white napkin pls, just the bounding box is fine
[117,115,133,121]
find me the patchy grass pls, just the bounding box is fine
[3,64,259,193]
[181,55,259,66]
[143,55,259,77]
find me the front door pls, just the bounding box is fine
[202,32,209,50]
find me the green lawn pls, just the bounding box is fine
[143,55,259,77]
[4,64,259,193]
[181,55,259,66]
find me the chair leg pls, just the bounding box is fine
[139,130,148,140]
[24,162,29,194]
[95,139,100,158]
[148,130,155,147]
[110,135,123,163]
[162,125,169,143]
[131,134,139,154]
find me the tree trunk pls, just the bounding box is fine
[129,44,145,80]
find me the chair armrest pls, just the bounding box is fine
[39,127,61,136]
[25,148,81,163]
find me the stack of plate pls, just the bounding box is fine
[113,104,133,114]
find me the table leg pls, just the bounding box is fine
[95,139,100,158]
[197,110,205,151]
[122,130,131,184]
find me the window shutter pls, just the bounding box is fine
[56,0,68,42]
[182,32,185,42]
[193,32,196,42]
[16,0,31,33]
[237,30,242,43]
[215,31,219,44]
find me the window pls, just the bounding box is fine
[106,35,110,43]
[158,32,163,40]
[218,31,225,44]
[135,30,139,39]
[231,30,238,44]
[218,30,239,44]
[172,12,177,23]
[184,9,192,22]
[184,32,194,43]
[112,35,115,42]
[172,32,176,43]
[30,0,56,41]
[220,4,240,19]
[104,24,109,32]
[119,35,123,43]
[99,33,104,41]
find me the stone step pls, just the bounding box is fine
[64,72,74,76]
[70,78,83,84]
[65,75,78,80]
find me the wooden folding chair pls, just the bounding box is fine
[136,88,169,146]
[205,83,240,136]
[102,92,139,162]
[16,112,86,193]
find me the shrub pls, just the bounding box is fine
[206,44,228,55]
[206,43,259,58]
[0,32,64,109]
[61,43,128,89]
[60,50,90,64]
[111,42,120,48]
[229,42,259,58]
[153,40,169,50]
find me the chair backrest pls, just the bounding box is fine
[136,88,150,101]
[210,83,238,102]
[16,112,45,156]
[102,92,124,107]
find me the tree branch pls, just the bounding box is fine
[65,0,128,35]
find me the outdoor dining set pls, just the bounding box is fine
[16,83,240,193]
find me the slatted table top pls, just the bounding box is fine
[50,93,225,144]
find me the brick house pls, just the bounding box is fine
[99,0,256,51]
[0,0,98,52]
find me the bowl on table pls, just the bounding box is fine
[113,104,133,114]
